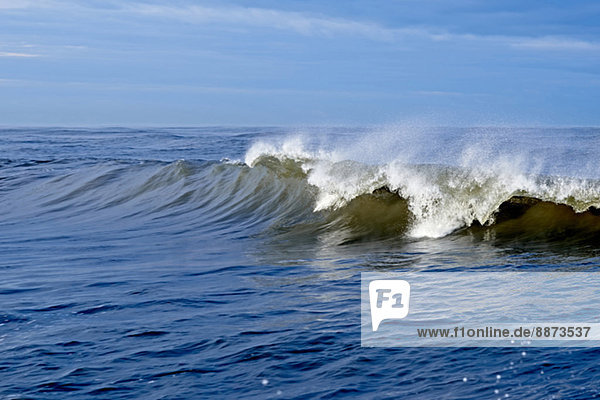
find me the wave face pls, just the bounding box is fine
[2,132,599,252]
[239,137,600,242]
[4,130,600,246]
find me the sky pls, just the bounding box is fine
[0,0,599,126]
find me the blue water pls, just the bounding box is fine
[1,127,600,399]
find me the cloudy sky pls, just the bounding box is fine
[1,0,599,125]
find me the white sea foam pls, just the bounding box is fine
[245,131,600,238]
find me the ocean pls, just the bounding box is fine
[1,127,600,399]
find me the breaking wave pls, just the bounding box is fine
[241,137,600,243]
[6,135,600,246]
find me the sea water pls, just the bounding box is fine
[1,126,600,398]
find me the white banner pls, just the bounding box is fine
[361,272,600,347]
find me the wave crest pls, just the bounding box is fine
[245,138,600,239]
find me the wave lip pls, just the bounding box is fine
[244,138,600,242]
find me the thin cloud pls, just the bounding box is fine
[3,1,598,53]
[413,90,465,97]
[0,51,40,57]
[126,3,397,40]
[0,0,32,8]
[0,78,418,98]
[412,30,600,52]
[0,0,58,9]
[509,36,600,51]
[125,3,600,53]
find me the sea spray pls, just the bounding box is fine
[244,132,600,239]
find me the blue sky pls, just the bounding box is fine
[0,0,599,126]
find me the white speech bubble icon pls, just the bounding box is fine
[369,279,410,331]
